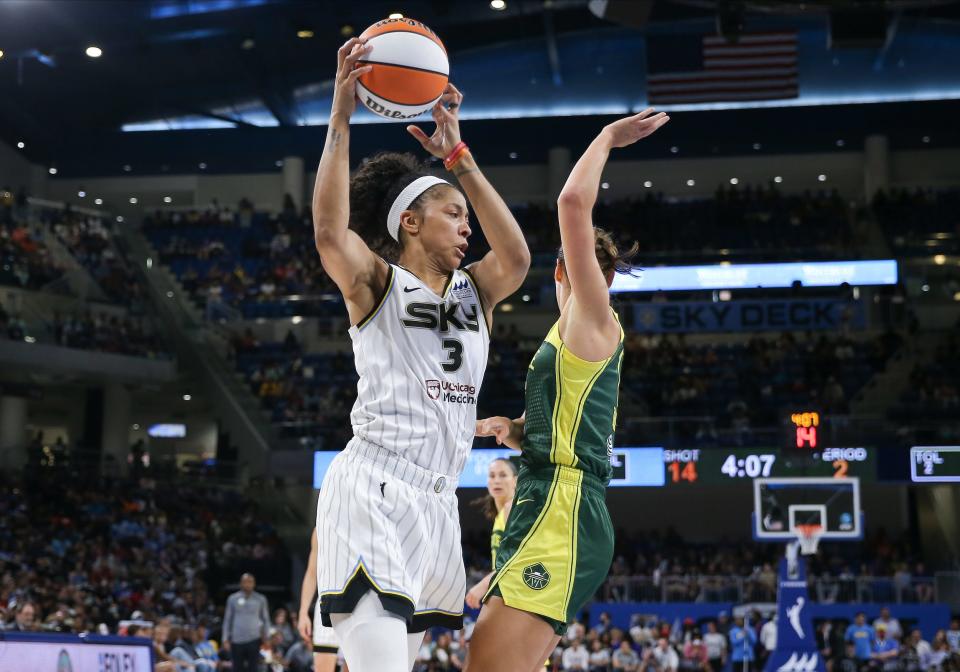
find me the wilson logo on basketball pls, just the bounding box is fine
[363,97,428,120]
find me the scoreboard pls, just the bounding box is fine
[662,446,875,485]
[910,446,960,482]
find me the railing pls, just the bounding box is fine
[600,574,958,605]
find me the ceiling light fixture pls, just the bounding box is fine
[85,46,102,58]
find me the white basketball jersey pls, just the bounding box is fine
[347,263,490,477]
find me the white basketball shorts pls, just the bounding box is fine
[313,601,339,653]
[316,437,465,632]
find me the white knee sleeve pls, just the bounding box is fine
[331,590,410,672]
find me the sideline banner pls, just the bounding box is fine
[0,633,153,672]
[633,299,865,333]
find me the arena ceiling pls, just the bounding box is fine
[1,0,959,158]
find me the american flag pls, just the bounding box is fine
[646,31,799,105]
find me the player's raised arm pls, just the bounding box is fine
[407,83,530,311]
[312,38,388,324]
[557,109,669,327]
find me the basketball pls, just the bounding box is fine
[356,17,449,120]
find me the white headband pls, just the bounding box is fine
[386,175,451,241]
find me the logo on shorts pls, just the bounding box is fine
[522,563,551,590]
[426,380,441,400]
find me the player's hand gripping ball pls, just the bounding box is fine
[355,17,450,120]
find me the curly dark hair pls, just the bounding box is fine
[349,151,453,261]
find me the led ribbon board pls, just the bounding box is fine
[611,259,898,293]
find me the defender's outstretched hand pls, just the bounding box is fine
[601,108,670,149]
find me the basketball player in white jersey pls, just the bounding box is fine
[311,38,530,672]
[298,527,346,672]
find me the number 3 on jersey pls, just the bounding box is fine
[441,339,464,372]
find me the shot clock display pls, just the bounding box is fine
[791,410,821,449]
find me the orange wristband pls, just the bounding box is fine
[444,143,469,171]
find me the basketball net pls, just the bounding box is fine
[785,525,821,578]
[795,524,822,555]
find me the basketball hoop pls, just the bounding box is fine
[795,524,822,555]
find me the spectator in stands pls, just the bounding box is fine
[924,632,954,672]
[873,608,902,642]
[729,618,757,672]
[704,621,727,672]
[846,613,876,665]
[947,620,960,653]
[170,621,216,672]
[193,621,220,670]
[9,602,39,631]
[271,607,296,652]
[152,620,177,669]
[568,618,586,642]
[900,629,930,672]
[613,639,641,671]
[871,626,899,671]
[451,631,469,670]
[223,573,270,672]
[564,638,591,671]
[284,633,314,672]
[645,638,680,672]
[759,616,777,670]
[838,642,859,672]
[817,622,836,672]
[261,628,287,671]
[631,616,658,648]
[681,635,709,672]
[590,638,612,671]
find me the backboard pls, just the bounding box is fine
[753,477,862,543]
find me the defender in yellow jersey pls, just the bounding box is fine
[467,109,670,672]
[465,457,518,609]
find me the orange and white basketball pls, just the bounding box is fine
[357,17,449,120]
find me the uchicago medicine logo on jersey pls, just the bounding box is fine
[425,379,477,404]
